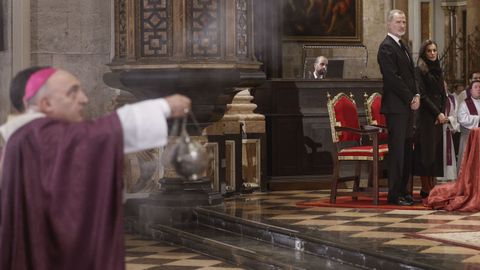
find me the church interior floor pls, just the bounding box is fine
[125,234,246,270]
[126,189,480,270]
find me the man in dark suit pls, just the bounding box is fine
[377,9,420,206]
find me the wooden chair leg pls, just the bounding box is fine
[408,174,414,195]
[367,163,373,187]
[372,160,379,205]
[330,160,340,204]
[352,161,361,200]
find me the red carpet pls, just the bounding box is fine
[297,192,427,210]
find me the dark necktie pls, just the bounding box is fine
[399,40,411,61]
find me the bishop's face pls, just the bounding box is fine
[388,13,406,38]
[43,70,89,122]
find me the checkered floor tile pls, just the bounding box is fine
[124,189,480,269]
[215,189,480,269]
[125,234,245,270]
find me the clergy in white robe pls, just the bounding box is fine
[437,94,460,183]
[456,80,480,175]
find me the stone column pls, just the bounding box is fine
[466,0,480,75]
[442,5,455,83]
[0,0,12,121]
[12,0,30,74]
[466,0,480,36]
[441,1,468,84]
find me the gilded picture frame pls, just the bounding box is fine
[283,0,362,44]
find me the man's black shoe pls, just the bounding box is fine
[405,194,423,203]
[404,194,414,203]
[388,196,414,206]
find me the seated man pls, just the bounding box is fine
[308,56,328,79]
[0,67,191,270]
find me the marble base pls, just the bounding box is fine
[124,177,223,234]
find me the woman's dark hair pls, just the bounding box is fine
[9,66,48,112]
[417,39,438,62]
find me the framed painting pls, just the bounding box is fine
[283,0,362,43]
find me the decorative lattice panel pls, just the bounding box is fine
[141,0,172,57]
[236,0,248,57]
[117,0,127,58]
[188,0,221,57]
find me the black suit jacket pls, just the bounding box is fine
[377,35,418,114]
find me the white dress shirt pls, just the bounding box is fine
[387,33,401,46]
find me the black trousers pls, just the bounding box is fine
[385,113,414,200]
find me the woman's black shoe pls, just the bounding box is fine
[420,190,429,199]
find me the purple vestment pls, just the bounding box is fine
[0,114,125,270]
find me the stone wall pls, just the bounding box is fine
[282,0,389,80]
[0,0,12,122]
[30,0,115,118]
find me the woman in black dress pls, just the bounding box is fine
[413,40,448,198]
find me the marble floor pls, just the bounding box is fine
[126,189,480,269]
[125,234,246,270]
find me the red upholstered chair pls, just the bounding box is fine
[364,92,388,141]
[327,92,388,204]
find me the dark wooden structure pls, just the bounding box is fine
[252,79,383,190]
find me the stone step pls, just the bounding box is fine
[149,222,362,270]
[193,207,429,270]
